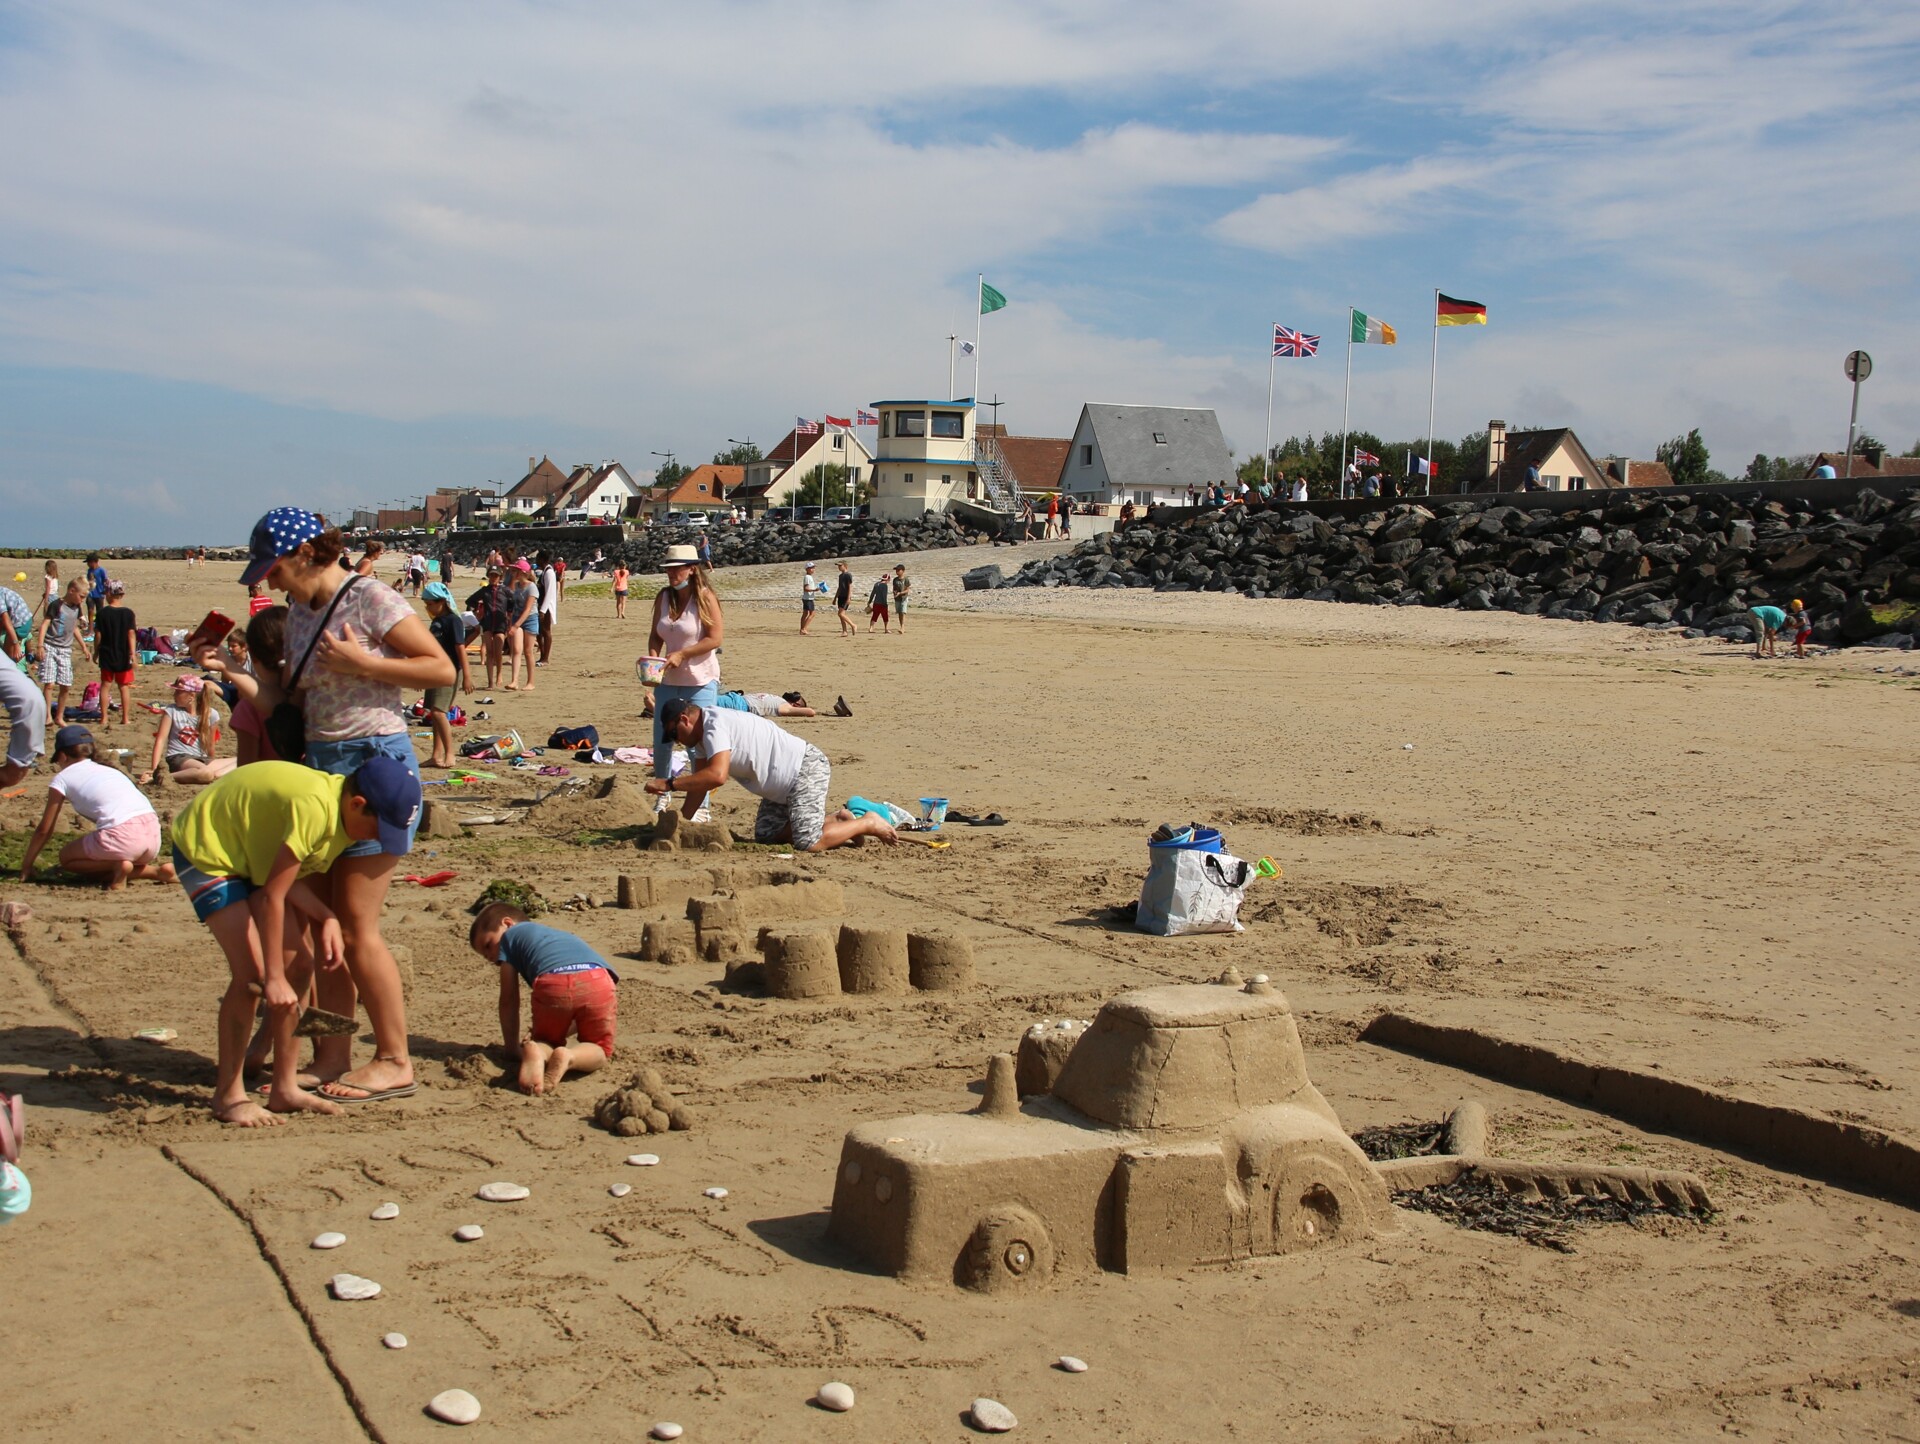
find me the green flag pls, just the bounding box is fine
[980,281,1007,315]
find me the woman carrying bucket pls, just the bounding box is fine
[647,544,723,785]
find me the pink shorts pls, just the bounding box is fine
[77,812,161,866]
[530,968,617,1056]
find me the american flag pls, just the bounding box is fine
[1273,325,1319,358]
[794,417,820,435]
[1353,448,1380,466]
[855,409,879,427]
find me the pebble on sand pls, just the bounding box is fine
[609,1183,632,1197]
[703,1187,728,1200]
[329,1273,381,1301]
[426,1388,482,1425]
[1055,1356,1088,1373]
[383,1333,409,1350]
[370,1202,400,1220]
[815,1381,856,1412]
[649,1424,683,1440]
[311,1231,347,1250]
[969,1398,1018,1432]
[476,1182,530,1202]
[626,1153,660,1167]
[454,1224,485,1242]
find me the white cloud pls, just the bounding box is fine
[1211,157,1501,257]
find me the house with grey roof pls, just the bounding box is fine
[1059,404,1235,507]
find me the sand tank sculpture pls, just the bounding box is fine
[828,977,1394,1289]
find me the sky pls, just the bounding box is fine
[2,0,1918,543]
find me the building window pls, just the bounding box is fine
[904,473,914,486]
[896,410,927,437]
[832,433,844,450]
[967,477,978,499]
[1543,475,1561,490]
[880,413,891,439]
[1152,432,1167,445]
[1570,476,1586,491]
[941,474,951,487]
[1080,445,1092,466]
[932,411,965,438]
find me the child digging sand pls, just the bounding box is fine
[171,756,423,1126]
[17,725,174,888]
[469,902,617,1095]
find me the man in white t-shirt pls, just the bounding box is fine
[536,551,559,666]
[646,700,896,852]
[407,551,428,596]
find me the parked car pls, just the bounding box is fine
[823,506,858,523]
[827,980,1393,1290]
[755,507,794,524]
[664,510,711,528]
[795,505,824,522]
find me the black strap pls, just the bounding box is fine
[288,574,361,693]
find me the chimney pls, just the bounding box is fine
[1487,420,1506,480]
[1866,445,1886,469]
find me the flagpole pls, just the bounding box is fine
[972,274,984,402]
[1339,309,1353,500]
[1263,325,1276,489]
[1426,288,1438,498]
[948,331,957,403]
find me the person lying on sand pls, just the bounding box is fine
[646,698,896,853]
[644,689,851,720]
[170,757,420,1127]
[470,902,617,1096]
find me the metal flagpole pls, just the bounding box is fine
[1263,324,1277,489]
[948,330,957,402]
[1426,288,1439,497]
[1339,309,1353,499]
[972,274,984,402]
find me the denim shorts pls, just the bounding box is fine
[174,847,254,922]
[305,730,421,858]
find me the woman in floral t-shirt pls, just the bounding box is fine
[242,507,455,1104]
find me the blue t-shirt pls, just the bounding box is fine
[1751,605,1787,629]
[496,922,618,985]
[87,566,108,601]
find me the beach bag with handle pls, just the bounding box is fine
[1136,845,1252,936]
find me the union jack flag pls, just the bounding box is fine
[856,409,879,427]
[1353,448,1380,466]
[794,417,821,435]
[1273,325,1319,358]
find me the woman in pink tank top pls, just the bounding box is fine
[648,544,724,780]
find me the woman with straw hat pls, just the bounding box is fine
[648,544,724,786]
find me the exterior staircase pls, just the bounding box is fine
[972,433,1021,512]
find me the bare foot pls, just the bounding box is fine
[504,683,520,691]
[518,1040,547,1095]
[213,1099,285,1128]
[542,1046,570,1093]
[103,859,133,891]
[267,1085,345,1116]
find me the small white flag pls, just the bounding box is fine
[959,340,976,356]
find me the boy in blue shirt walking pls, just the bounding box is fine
[470,903,618,1095]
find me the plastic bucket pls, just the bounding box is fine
[918,797,949,829]
[1149,826,1223,853]
[637,655,668,686]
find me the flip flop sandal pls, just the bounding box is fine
[969,813,1008,826]
[325,1081,419,1104]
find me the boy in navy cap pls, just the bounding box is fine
[171,756,422,1127]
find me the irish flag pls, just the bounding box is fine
[1436,293,1487,326]
[1351,309,1396,345]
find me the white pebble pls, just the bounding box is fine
[703,1187,728,1200]
[626,1153,660,1167]
[970,1397,1018,1432]
[369,1202,400,1220]
[311,1231,347,1250]
[650,1424,683,1441]
[427,1388,482,1425]
[383,1332,408,1350]
[1056,1355,1088,1373]
[454,1224,484,1242]
[475,1181,529,1202]
[609,1183,632,1197]
[329,1273,381,1301]
[1403,742,1415,750]
[816,1381,856,1411]
[1251,973,1269,985]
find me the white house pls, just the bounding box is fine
[736,425,874,512]
[866,399,979,521]
[1059,404,1235,507]
[549,461,646,520]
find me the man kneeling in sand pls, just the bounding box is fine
[646,698,896,852]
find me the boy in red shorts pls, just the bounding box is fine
[91,579,137,730]
[470,903,617,1095]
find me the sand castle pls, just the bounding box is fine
[828,976,1393,1289]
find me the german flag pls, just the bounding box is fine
[1436,293,1487,326]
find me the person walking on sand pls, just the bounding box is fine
[468,566,510,692]
[84,553,108,625]
[34,577,85,727]
[800,561,823,634]
[242,506,452,1105]
[612,562,631,619]
[535,551,559,667]
[1789,598,1812,659]
[866,571,890,633]
[421,582,471,769]
[891,564,910,633]
[834,561,856,637]
[648,699,898,853]
[648,543,723,783]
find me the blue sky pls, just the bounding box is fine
[2,1,1917,543]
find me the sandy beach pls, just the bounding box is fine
[5,548,1919,1441]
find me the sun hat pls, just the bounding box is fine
[240,507,327,587]
[351,753,423,856]
[173,675,204,693]
[663,544,699,565]
[511,558,533,573]
[804,561,816,569]
[53,724,92,753]
[422,581,453,604]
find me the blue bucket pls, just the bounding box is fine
[1149,826,1223,854]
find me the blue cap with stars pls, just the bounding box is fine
[240,507,326,587]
